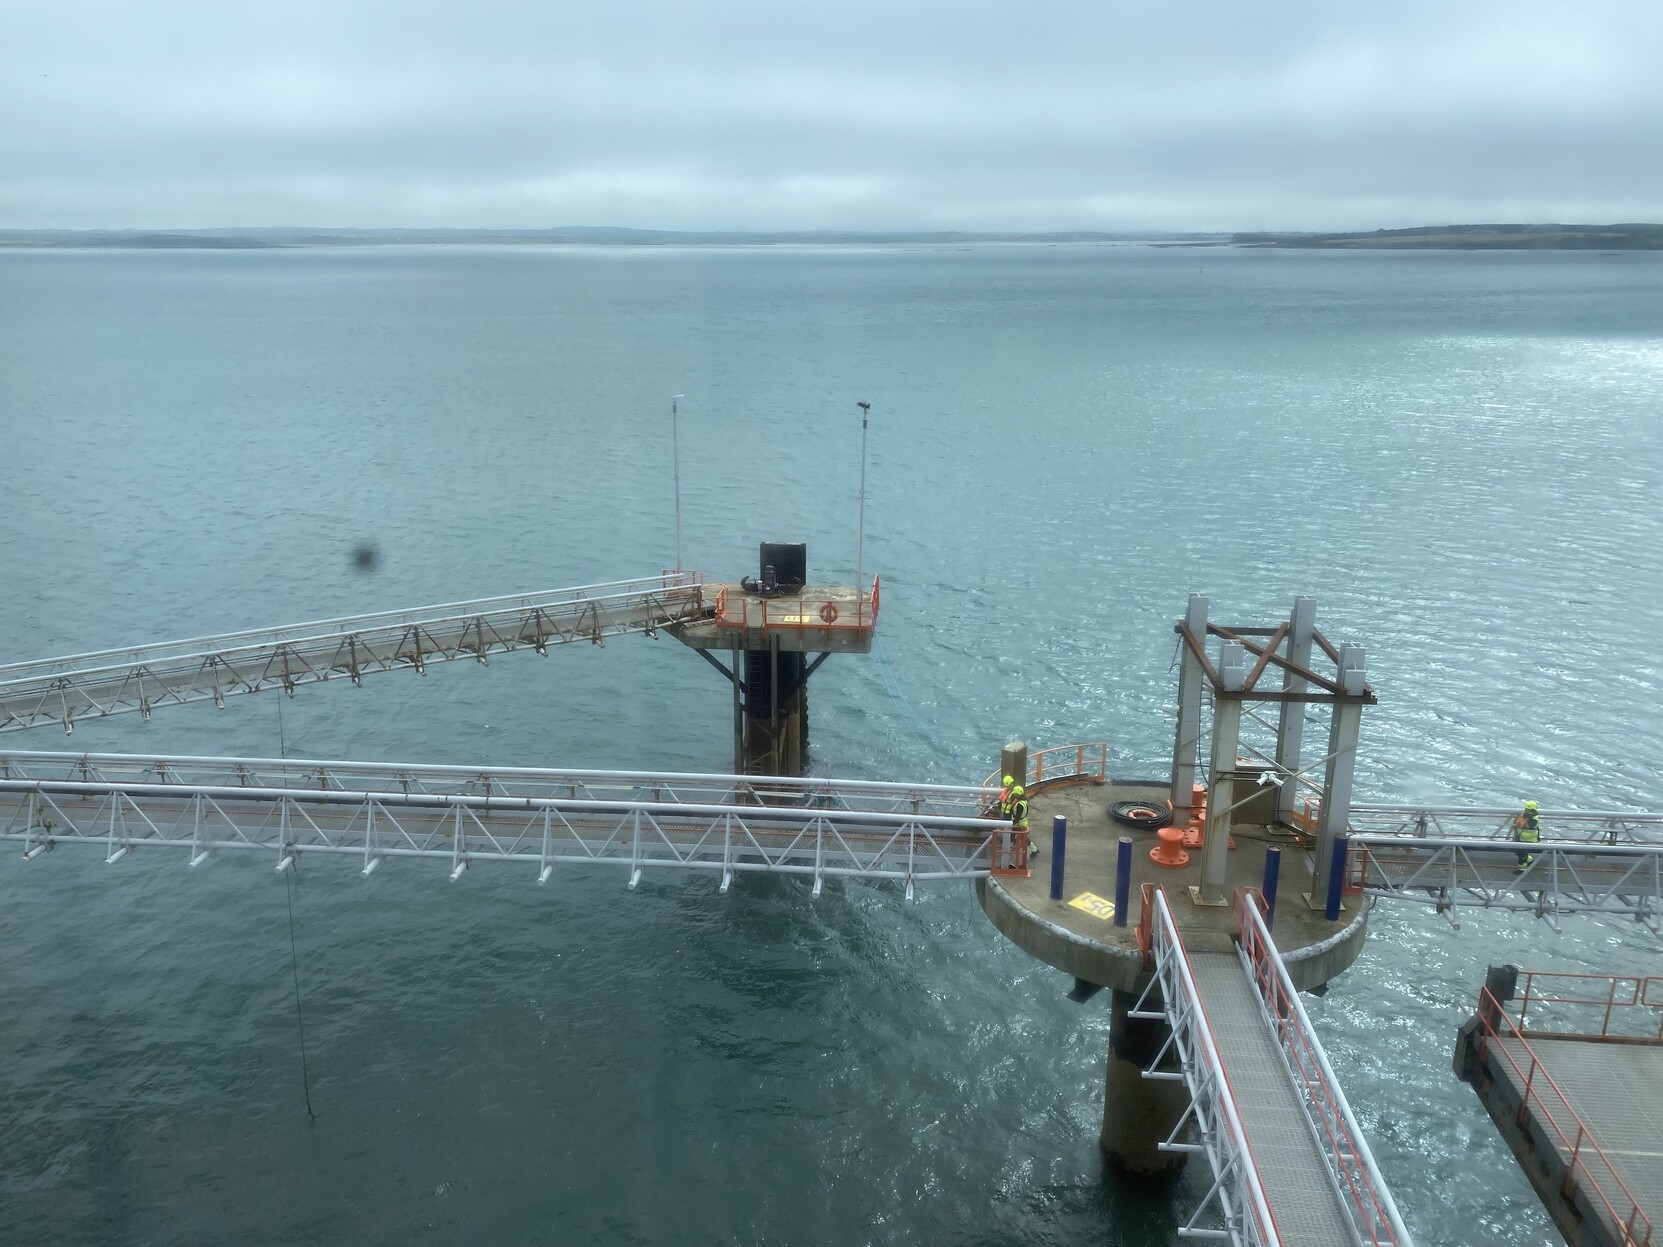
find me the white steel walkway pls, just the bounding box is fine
[0,574,706,734]
[1185,954,1360,1246]
[0,750,1008,896]
[1136,887,1410,1246]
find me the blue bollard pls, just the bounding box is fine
[1114,836,1132,927]
[1325,836,1349,921]
[1262,846,1281,930]
[1048,815,1067,900]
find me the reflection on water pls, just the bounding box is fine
[1,244,1659,1246]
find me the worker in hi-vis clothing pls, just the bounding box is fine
[1513,800,1541,871]
[1010,782,1033,859]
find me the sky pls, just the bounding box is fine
[3,0,1661,232]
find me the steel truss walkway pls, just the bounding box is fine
[1134,887,1411,1246]
[1349,836,1663,932]
[0,574,706,734]
[0,750,1006,896]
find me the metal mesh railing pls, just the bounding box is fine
[1134,884,1282,1246]
[1234,890,1412,1246]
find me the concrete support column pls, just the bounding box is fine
[1312,645,1366,894]
[1200,640,1245,904]
[1274,596,1317,825]
[1001,741,1028,789]
[1101,987,1189,1178]
[1169,594,1209,817]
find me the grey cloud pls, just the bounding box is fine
[3,0,1659,229]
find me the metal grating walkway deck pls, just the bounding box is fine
[1495,1036,1663,1240]
[1188,953,1357,1247]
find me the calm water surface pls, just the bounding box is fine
[1,244,1660,1246]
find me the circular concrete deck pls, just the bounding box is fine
[976,778,1371,994]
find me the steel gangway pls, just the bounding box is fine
[0,750,1012,896]
[1292,801,1663,930]
[0,573,706,734]
[1133,886,1412,1247]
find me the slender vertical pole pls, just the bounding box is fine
[856,401,870,622]
[1049,815,1067,899]
[1114,836,1132,927]
[671,395,685,572]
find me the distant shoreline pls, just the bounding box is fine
[1,223,1659,250]
[1230,224,1663,250]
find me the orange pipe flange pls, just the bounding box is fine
[1150,825,1190,869]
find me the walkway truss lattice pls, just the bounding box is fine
[0,751,1005,897]
[0,574,706,734]
[1344,805,1663,932]
[1133,887,1412,1247]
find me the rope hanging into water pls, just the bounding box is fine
[277,696,316,1121]
[284,864,317,1122]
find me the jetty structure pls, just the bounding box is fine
[3,562,1660,1247]
[669,541,877,775]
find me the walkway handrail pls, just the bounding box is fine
[1298,799,1663,845]
[1235,891,1414,1246]
[1473,987,1655,1247]
[1139,884,1281,1246]
[980,742,1110,792]
[0,750,990,817]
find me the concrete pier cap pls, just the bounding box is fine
[975,776,1371,998]
[975,597,1377,1177]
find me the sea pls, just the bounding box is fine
[1,242,1660,1247]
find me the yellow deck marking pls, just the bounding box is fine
[1068,892,1117,921]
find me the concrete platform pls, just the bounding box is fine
[976,779,1372,994]
[1459,1027,1663,1247]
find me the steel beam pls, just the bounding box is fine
[1274,597,1316,825]
[1200,640,1245,904]
[1312,646,1366,898]
[1171,594,1209,816]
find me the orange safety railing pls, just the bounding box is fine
[988,823,1030,877]
[1343,841,1370,895]
[981,742,1110,792]
[712,577,879,634]
[1510,971,1663,1041]
[1235,890,1413,1245]
[1135,881,1157,967]
[1293,794,1322,834]
[1474,984,1654,1246]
